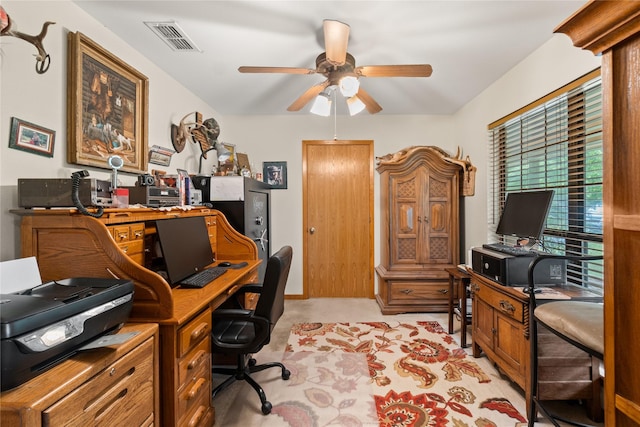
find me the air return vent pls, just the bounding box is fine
[144,21,202,52]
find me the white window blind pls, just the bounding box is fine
[488,70,603,293]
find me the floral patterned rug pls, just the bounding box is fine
[267,321,527,427]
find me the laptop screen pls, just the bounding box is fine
[155,216,215,285]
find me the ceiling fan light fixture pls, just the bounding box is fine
[347,95,366,116]
[310,91,333,116]
[339,75,360,98]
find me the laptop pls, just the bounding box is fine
[155,216,215,286]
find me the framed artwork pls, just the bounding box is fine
[67,31,149,174]
[263,161,287,189]
[8,117,55,157]
[237,152,250,171]
[148,144,175,167]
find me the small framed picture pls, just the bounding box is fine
[8,117,56,158]
[263,161,287,189]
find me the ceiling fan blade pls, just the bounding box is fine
[356,64,433,78]
[287,81,330,111]
[238,66,316,75]
[356,88,382,114]
[323,19,350,66]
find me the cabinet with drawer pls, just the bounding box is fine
[469,270,603,418]
[0,323,159,427]
[470,276,527,388]
[375,146,474,314]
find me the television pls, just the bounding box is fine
[495,190,554,242]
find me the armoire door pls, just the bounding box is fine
[302,140,374,298]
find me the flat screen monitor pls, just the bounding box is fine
[155,216,215,285]
[495,190,554,241]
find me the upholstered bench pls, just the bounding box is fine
[534,300,603,358]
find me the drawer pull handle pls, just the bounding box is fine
[188,378,206,400]
[121,246,129,253]
[438,289,448,294]
[191,323,209,341]
[110,367,116,376]
[499,300,515,314]
[188,350,206,370]
[118,233,127,240]
[134,231,143,238]
[188,406,207,427]
[470,283,480,293]
[401,289,413,295]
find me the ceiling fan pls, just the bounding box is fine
[238,19,433,115]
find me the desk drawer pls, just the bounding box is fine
[44,337,155,426]
[178,338,210,386]
[177,361,210,425]
[178,309,212,357]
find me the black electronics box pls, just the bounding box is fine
[18,178,112,208]
[0,278,134,391]
[124,186,180,207]
[471,246,566,286]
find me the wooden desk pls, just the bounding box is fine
[446,266,471,347]
[469,270,602,418]
[12,207,260,427]
[1,323,159,427]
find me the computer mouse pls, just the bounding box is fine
[218,262,232,267]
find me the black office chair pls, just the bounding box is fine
[527,254,604,427]
[211,245,293,415]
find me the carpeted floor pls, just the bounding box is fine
[211,298,602,426]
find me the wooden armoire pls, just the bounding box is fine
[375,146,475,314]
[555,2,640,426]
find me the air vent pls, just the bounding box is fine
[144,21,202,52]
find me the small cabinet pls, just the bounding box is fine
[471,279,527,388]
[470,270,603,417]
[0,323,159,427]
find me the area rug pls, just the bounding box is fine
[268,321,527,427]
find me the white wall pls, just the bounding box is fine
[1,1,600,298]
[453,34,600,262]
[221,114,456,294]
[1,0,219,260]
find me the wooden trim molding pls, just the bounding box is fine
[554,1,640,55]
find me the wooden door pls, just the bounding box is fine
[302,140,374,298]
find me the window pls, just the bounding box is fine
[488,70,603,294]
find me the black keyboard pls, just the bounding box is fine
[179,266,227,288]
[482,243,537,257]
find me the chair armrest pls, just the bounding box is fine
[212,308,253,321]
[233,283,264,295]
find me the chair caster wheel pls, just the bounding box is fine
[282,369,291,380]
[261,401,272,415]
[248,357,257,367]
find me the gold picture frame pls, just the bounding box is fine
[67,31,149,173]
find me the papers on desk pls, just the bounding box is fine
[0,257,42,294]
[514,287,571,299]
[457,264,470,273]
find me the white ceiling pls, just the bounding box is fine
[73,0,585,116]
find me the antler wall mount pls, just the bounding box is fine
[0,6,55,74]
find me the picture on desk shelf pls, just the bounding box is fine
[263,161,287,189]
[8,117,55,158]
